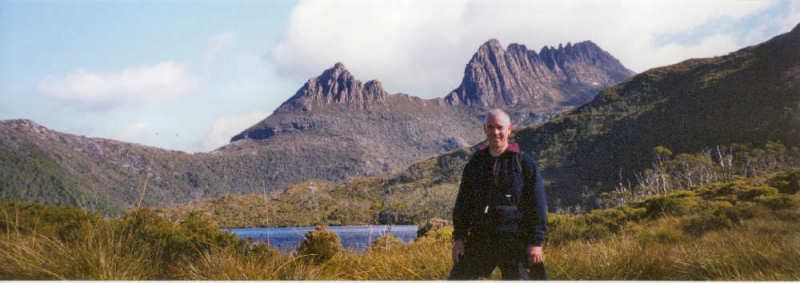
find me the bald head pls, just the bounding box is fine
[484,108,511,126]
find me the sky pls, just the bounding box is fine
[1,0,798,153]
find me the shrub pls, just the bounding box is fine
[680,201,736,236]
[297,225,343,263]
[112,208,243,274]
[425,226,453,242]
[371,234,404,249]
[736,185,779,201]
[767,169,800,194]
[698,182,749,200]
[0,201,100,242]
[637,192,700,218]
[585,206,646,234]
[416,218,450,238]
[754,194,800,210]
[242,242,281,261]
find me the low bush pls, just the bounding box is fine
[0,201,100,242]
[735,185,779,201]
[416,218,450,238]
[754,193,800,210]
[297,225,343,263]
[679,200,736,236]
[767,168,800,194]
[371,234,404,249]
[636,191,701,218]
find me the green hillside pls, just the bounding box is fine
[518,23,800,207]
[336,22,800,211]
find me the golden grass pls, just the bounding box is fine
[5,213,797,281]
[0,223,156,280]
[2,174,800,280]
[547,216,800,280]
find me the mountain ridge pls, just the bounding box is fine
[444,39,635,112]
[1,38,637,213]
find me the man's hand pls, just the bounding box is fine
[452,240,465,265]
[528,245,543,263]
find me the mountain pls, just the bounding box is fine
[0,39,634,213]
[368,22,800,209]
[445,40,635,125]
[224,62,484,177]
[227,39,634,184]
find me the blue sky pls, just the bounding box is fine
[1,0,798,153]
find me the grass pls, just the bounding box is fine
[2,168,800,280]
[548,217,800,280]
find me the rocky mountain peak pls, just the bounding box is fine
[320,62,352,82]
[480,38,505,55]
[2,119,53,136]
[277,62,388,112]
[445,39,635,109]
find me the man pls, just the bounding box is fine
[448,109,548,280]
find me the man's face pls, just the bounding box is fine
[484,114,511,149]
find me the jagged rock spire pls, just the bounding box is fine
[279,62,388,112]
[445,39,635,109]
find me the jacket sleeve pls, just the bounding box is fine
[452,160,476,242]
[521,155,547,246]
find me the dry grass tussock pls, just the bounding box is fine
[548,217,800,280]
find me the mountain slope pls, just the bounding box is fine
[519,22,800,205]
[0,119,319,213]
[224,62,484,177]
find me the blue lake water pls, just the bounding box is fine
[226,225,418,252]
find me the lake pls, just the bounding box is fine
[226,225,419,252]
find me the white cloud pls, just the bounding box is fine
[202,111,269,151]
[37,61,194,109]
[271,0,778,98]
[205,32,236,62]
[649,34,741,67]
[115,122,148,144]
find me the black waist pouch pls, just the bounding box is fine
[490,205,521,233]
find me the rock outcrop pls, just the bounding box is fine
[445,39,635,124]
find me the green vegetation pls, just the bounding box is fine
[596,142,800,209]
[158,176,459,228]
[3,167,800,280]
[0,202,245,279]
[0,145,120,215]
[297,226,343,263]
[159,141,800,228]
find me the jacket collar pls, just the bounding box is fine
[479,142,520,153]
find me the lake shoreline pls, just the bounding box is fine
[226,225,419,252]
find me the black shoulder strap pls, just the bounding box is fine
[514,151,525,179]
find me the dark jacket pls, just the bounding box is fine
[452,143,547,246]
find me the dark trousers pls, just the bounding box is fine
[448,233,547,280]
